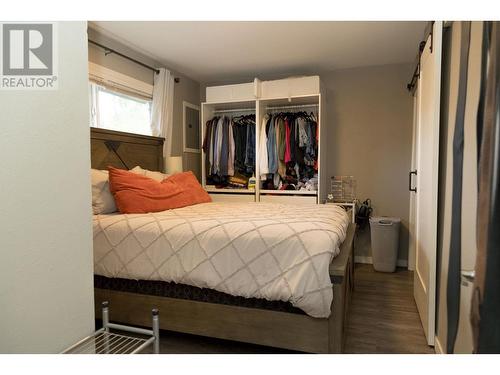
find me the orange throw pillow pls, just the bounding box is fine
[108,167,211,214]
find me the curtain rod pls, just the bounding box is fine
[88,39,180,83]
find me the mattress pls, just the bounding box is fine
[93,202,349,318]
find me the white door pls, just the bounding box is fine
[408,93,419,271]
[413,22,443,346]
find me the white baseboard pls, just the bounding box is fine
[354,256,373,264]
[354,256,408,268]
[434,336,444,354]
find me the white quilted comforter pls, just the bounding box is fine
[93,202,349,318]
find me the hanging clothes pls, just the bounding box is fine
[228,120,235,176]
[284,118,291,163]
[202,118,214,174]
[298,117,308,147]
[209,118,217,175]
[232,119,247,175]
[244,120,256,170]
[204,114,256,187]
[258,110,319,191]
[218,117,228,176]
[214,117,223,175]
[276,117,286,178]
[259,114,270,179]
[289,117,296,164]
[267,115,278,174]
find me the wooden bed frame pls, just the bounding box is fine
[91,127,164,172]
[90,127,355,353]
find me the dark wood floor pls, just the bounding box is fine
[343,264,434,354]
[143,264,434,354]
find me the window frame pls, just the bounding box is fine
[88,62,154,136]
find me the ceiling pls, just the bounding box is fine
[90,21,427,84]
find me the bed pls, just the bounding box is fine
[91,127,355,353]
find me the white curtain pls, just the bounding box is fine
[151,68,175,163]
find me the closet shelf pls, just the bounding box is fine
[259,189,317,196]
[206,188,255,194]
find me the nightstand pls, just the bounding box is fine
[324,200,357,223]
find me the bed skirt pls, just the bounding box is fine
[94,275,304,315]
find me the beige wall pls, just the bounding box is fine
[88,32,154,85]
[0,22,94,353]
[88,27,201,178]
[322,64,414,263]
[435,21,481,354]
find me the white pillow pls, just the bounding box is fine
[91,169,117,215]
[130,166,169,182]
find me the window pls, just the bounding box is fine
[89,82,152,136]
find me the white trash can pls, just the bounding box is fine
[369,217,401,272]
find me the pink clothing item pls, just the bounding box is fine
[284,118,291,163]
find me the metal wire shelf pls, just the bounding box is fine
[62,301,160,354]
[64,330,153,354]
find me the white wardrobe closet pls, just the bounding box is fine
[201,76,327,204]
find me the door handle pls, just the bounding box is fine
[461,270,476,283]
[409,170,417,192]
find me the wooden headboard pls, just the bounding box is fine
[90,127,164,172]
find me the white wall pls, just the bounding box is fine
[0,22,94,353]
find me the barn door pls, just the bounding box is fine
[412,21,443,346]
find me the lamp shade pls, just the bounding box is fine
[165,156,183,174]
